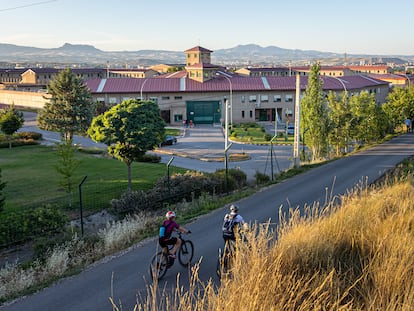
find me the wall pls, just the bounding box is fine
[0,90,49,109]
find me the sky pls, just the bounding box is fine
[1,0,413,56]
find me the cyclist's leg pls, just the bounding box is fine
[168,237,180,257]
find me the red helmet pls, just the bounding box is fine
[166,211,176,219]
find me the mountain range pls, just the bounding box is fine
[0,42,411,68]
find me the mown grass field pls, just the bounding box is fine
[230,123,294,144]
[0,144,187,216]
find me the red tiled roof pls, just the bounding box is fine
[86,74,388,94]
[184,46,213,53]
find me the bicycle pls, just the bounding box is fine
[216,239,236,279]
[149,232,194,281]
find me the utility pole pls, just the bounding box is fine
[293,74,301,167]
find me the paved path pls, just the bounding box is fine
[153,124,293,181]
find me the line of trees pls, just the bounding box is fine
[300,62,413,161]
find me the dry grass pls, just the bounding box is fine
[132,178,414,310]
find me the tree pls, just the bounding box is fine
[382,86,414,131]
[0,169,5,212]
[349,91,387,144]
[37,67,94,143]
[327,91,350,156]
[0,104,24,149]
[300,62,329,160]
[88,99,165,190]
[54,140,81,208]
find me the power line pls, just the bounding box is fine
[0,0,58,12]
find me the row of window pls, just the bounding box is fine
[159,94,294,103]
[243,94,293,103]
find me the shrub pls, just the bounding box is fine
[255,171,270,185]
[0,205,67,247]
[111,171,231,214]
[264,133,272,141]
[137,153,161,163]
[16,132,42,140]
[0,140,38,148]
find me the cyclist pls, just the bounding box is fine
[159,211,191,261]
[222,204,248,243]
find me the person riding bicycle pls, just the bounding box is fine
[222,204,248,243]
[159,211,191,261]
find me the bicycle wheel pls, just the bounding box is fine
[149,251,169,280]
[216,248,223,278]
[178,240,194,266]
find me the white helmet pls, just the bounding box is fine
[230,204,239,213]
[166,211,176,219]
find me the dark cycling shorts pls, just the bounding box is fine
[159,237,177,248]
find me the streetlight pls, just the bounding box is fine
[329,76,347,94]
[216,72,233,128]
[222,97,232,192]
[140,78,150,100]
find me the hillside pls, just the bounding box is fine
[0,42,412,67]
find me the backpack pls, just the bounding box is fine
[159,224,166,238]
[159,220,174,239]
[222,215,237,239]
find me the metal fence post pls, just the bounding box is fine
[78,175,87,237]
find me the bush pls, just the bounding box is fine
[137,153,161,163]
[0,140,38,148]
[17,132,42,140]
[255,171,270,185]
[112,171,214,214]
[111,170,239,214]
[263,133,272,141]
[0,205,67,247]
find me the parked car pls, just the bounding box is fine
[160,135,177,146]
[287,125,295,135]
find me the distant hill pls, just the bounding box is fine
[0,42,411,67]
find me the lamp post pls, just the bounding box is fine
[140,78,150,100]
[224,98,229,150]
[329,76,347,94]
[216,72,233,128]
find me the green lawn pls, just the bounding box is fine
[0,145,187,215]
[229,124,294,144]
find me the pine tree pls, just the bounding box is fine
[37,68,94,142]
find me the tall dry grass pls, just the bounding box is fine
[133,179,414,310]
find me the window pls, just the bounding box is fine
[174,114,183,122]
[242,110,245,118]
[260,95,269,102]
[250,110,253,118]
[285,94,293,102]
[109,97,117,104]
[249,95,257,103]
[174,96,182,100]
[241,96,245,103]
[162,96,170,100]
[273,95,282,102]
[149,97,158,104]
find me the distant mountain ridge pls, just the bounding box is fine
[0,42,411,67]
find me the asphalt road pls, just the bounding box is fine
[3,115,414,310]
